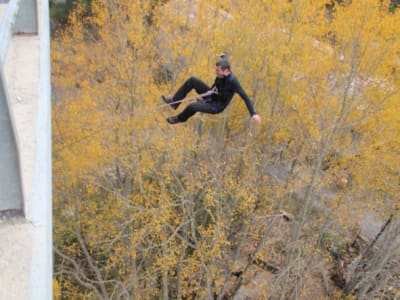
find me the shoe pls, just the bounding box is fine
[166,116,180,124]
[162,95,178,110]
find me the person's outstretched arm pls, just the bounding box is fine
[232,78,261,124]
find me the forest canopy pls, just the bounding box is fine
[52,0,400,299]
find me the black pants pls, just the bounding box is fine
[172,77,223,122]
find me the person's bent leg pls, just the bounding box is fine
[177,102,220,122]
[172,77,210,108]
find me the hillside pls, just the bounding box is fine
[52,1,400,299]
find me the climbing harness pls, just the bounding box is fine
[161,87,218,107]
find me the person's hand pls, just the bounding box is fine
[251,114,261,124]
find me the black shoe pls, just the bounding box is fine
[166,116,180,124]
[162,95,178,110]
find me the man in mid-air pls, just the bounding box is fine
[162,56,261,125]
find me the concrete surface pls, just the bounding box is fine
[0,219,34,300]
[14,0,37,34]
[30,0,52,298]
[0,35,39,300]
[4,35,39,214]
[0,0,24,211]
[0,67,23,210]
[0,0,52,298]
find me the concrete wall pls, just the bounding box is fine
[14,0,37,33]
[0,0,24,211]
[30,0,52,297]
[0,0,52,298]
[0,67,23,210]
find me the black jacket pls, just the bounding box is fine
[211,73,256,116]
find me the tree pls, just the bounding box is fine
[53,0,400,298]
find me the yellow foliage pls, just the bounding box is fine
[53,0,400,298]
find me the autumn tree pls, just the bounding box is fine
[53,0,400,299]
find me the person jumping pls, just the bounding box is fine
[162,55,261,125]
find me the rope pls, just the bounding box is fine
[54,89,218,138]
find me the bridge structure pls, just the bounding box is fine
[0,0,51,299]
